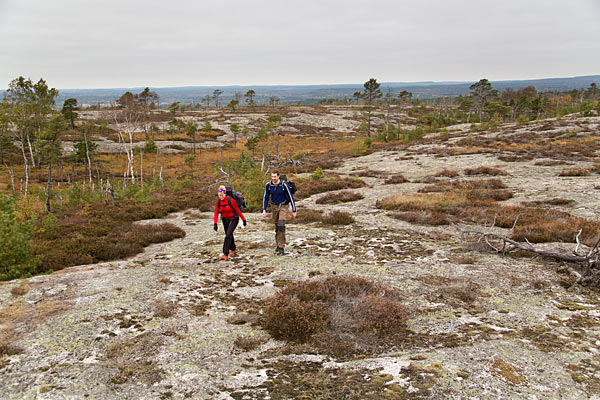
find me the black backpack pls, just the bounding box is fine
[224,185,247,212]
[278,175,297,203]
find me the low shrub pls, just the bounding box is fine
[463,167,509,176]
[291,209,324,224]
[356,169,384,178]
[559,168,590,177]
[434,169,459,177]
[391,211,451,226]
[233,335,267,352]
[523,198,575,206]
[262,275,408,353]
[379,183,600,245]
[383,174,408,184]
[316,191,364,204]
[321,211,355,225]
[27,185,201,275]
[296,176,366,200]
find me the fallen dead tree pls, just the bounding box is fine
[456,225,600,286]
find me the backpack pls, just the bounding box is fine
[224,185,247,212]
[278,175,297,203]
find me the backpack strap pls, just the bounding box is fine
[218,196,232,215]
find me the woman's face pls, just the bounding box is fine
[218,191,226,200]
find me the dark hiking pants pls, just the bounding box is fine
[222,217,239,255]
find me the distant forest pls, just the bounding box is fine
[2,75,598,108]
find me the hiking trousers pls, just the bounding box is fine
[222,217,238,255]
[271,203,290,248]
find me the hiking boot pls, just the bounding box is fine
[275,247,285,255]
[229,250,236,257]
[220,254,228,261]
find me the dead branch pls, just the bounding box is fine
[455,224,600,285]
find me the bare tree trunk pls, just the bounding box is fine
[27,133,36,168]
[20,141,29,200]
[45,164,52,214]
[384,105,390,142]
[83,129,92,188]
[140,150,144,190]
[4,163,16,196]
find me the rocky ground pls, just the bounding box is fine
[1,116,600,399]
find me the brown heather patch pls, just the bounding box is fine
[391,211,451,226]
[523,198,575,207]
[291,209,355,226]
[380,181,600,245]
[315,190,364,204]
[559,167,591,177]
[290,209,324,224]
[0,324,21,358]
[463,166,509,176]
[295,176,367,200]
[434,169,459,177]
[261,275,408,355]
[383,174,409,184]
[153,301,177,319]
[356,169,385,177]
[10,281,30,297]
[491,359,528,386]
[233,335,268,352]
[106,333,165,385]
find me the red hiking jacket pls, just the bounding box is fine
[214,197,246,223]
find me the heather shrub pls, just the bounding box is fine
[559,167,590,177]
[262,275,409,354]
[321,211,355,225]
[383,174,408,184]
[296,176,366,199]
[316,191,364,204]
[463,166,509,176]
[434,169,459,177]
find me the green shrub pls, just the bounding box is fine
[310,167,324,180]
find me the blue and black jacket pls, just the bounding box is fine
[263,180,296,212]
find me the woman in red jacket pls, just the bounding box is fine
[214,185,247,260]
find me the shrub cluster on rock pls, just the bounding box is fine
[295,176,366,200]
[262,275,409,356]
[316,190,364,204]
[379,179,600,245]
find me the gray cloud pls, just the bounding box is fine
[0,0,598,88]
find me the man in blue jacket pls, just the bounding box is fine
[262,170,297,255]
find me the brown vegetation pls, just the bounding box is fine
[262,275,408,355]
[559,167,591,177]
[295,176,366,199]
[379,179,600,246]
[291,209,355,226]
[434,169,459,177]
[383,174,409,184]
[315,190,364,204]
[463,166,509,176]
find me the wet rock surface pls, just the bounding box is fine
[2,117,600,399]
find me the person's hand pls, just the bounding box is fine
[262,210,267,218]
[292,212,297,219]
[213,223,218,231]
[243,220,247,227]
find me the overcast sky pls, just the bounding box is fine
[1,0,599,89]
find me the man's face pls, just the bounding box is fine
[271,173,279,182]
